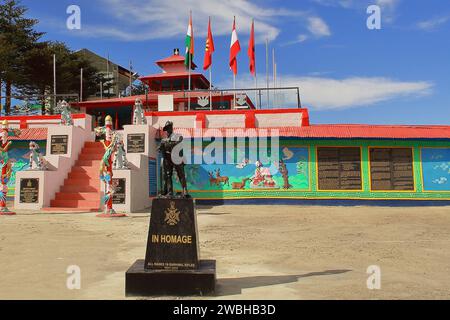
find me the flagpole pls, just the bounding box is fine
[233,74,236,110]
[188,53,191,111]
[80,68,83,102]
[273,48,276,108]
[265,39,269,109]
[209,16,213,111]
[253,21,257,109]
[255,74,258,109]
[53,54,56,110]
[209,67,212,111]
[188,10,192,111]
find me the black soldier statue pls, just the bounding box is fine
[158,121,189,198]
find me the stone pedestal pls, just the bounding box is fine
[105,155,151,213]
[125,198,216,296]
[126,259,216,296]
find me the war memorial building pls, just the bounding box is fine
[4,50,450,212]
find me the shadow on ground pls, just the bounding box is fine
[215,269,352,296]
[197,211,232,216]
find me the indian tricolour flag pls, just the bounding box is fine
[184,12,194,69]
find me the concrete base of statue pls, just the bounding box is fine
[0,209,16,215]
[98,155,151,214]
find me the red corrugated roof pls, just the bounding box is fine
[302,124,450,139]
[4,123,450,141]
[10,128,47,141]
[174,124,450,139]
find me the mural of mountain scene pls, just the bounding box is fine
[421,148,450,191]
[7,103,43,116]
[173,146,309,192]
[6,142,46,196]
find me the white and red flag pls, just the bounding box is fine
[229,16,241,75]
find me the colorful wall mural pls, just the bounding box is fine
[158,139,450,201]
[7,141,46,196]
[421,148,450,191]
[172,146,310,193]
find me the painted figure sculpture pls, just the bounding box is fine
[113,133,129,170]
[133,98,147,125]
[158,121,188,198]
[0,120,21,213]
[95,115,117,214]
[28,141,48,170]
[58,100,73,126]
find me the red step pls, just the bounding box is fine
[68,172,99,180]
[84,141,103,148]
[55,192,100,201]
[48,140,105,212]
[64,178,100,187]
[60,184,100,193]
[81,146,104,153]
[71,166,100,174]
[76,160,102,166]
[78,153,103,161]
[50,199,100,208]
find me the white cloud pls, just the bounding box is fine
[221,75,432,110]
[281,34,309,46]
[283,17,330,46]
[295,76,431,109]
[307,17,331,37]
[310,0,354,8]
[417,16,450,31]
[312,0,401,22]
[75,0,308,42]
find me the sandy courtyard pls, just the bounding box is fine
[0,204,449,300]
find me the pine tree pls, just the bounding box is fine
[0,0,43,114]
[18,42,99,114]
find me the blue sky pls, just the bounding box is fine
[21,0,450,125]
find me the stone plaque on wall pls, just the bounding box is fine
[50,135,68,155]
[19,178,39,203]
[112,178,126,204]
[127,133,145,153]
[317,147,362,190]
[370,148,414,191]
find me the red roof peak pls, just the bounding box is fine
[155,51,197,70]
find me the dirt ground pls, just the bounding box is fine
[0,203,449,300]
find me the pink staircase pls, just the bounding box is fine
[43,141,104,212]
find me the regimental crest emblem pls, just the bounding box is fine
[236,94,247,106]
[197,96,210,107]
[164,201,181,226]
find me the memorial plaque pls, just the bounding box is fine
[50,135,68,155]
[317,147,362,190]
[19,178,39,203]
[112,178,126,204]
[370,148,414,191]
[145,198,199,270]
[127,133,145,153]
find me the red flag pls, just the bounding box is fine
[248,19,256,76]
[203,17,215,70]
[229,17,241,75]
